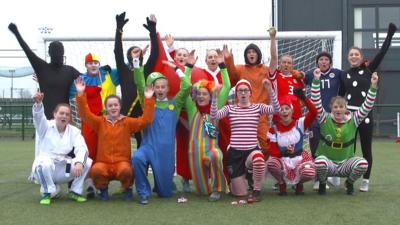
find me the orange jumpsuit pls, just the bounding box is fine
[76,94,155,189]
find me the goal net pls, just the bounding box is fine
[41,31,342,129]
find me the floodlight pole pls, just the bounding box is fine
[9,69,15,99]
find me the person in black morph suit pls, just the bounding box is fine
[114,12,159,147]
[8,23,80,119]
[342,22,397,192]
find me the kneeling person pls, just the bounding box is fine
[32,92,92,205]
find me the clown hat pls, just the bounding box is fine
[85,53,100,64]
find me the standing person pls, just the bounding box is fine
[304,52,345,189]
[268,28,305,121]
[312,69,379,195]
[8,23,80,119]
[184,50,230,201]
[341,23,397,192]
[31,91,92,205]
[131,54,192,204]
[69,53,119,197]
[211,79,280,202]
[75,78,155,201]
[223,40,270,152]
[114,12,159,148]
[266,88,317,196]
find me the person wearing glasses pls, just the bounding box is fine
[210,79,280,202]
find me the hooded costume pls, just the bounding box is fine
[8,23,80,119]
[224,43,271,152]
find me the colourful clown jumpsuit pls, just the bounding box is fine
[185,65,230,195]
[70,68,119,162]
[132,66,191,198]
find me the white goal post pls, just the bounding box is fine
[41,31,342,73]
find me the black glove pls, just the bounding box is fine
[388,23,397,37]
[101,65,112,73]
[293,87,306,101]
[116,12,129,31]
[143,17,156,34]
[8,23,18,34]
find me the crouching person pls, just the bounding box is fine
[311,69,378,195]
[75,77,155,201]
[32,91,92,205]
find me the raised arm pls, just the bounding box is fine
[368,23,397,72]
[75,78,102,131]
[310,68,328,124]
[293,88,317,129]
[260,79,280,114]
[127,86,155,133]
[353,72,378,126]
[222,44,239,85]
[165,34,176,59]
[32,91,49,138]
[164,52,194,117]
[143,14,159,77]
[216,49,231,108]
[210,85,230,121]
[114,12,129,70]
[268,27,278,75]
[8,23,46,73]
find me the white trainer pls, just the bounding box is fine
[359,179,369,192]
[327,177,341,187]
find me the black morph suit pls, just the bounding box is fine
[114,13,159,147]
[8,23,80,119]
[342,23,397,179]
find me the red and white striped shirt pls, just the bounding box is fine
[211,88,280,150]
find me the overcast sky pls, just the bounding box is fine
[0,0,272,97]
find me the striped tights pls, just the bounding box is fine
[314,156,368,184]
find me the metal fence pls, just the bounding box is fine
[0,103,399,140]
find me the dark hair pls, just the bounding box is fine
[315,51,332,65]
[348,46,364,58]
[244,43,262,65]
[53,103,71,114]
[104,94,122,106]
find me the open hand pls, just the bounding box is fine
[216,49,224,64]
[263,78,272,90]
[162,60,177,69]
[222,44,232,58]
[143,14,157,33]
[144,85,155,98]
[116,12,129,31]
[74,77,86,94]
[165,34,174,48]
[187,50,198,65]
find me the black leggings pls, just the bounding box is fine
[354,115,374,179]
[309,120,320,159]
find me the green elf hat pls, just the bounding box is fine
[146,72,167,86]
